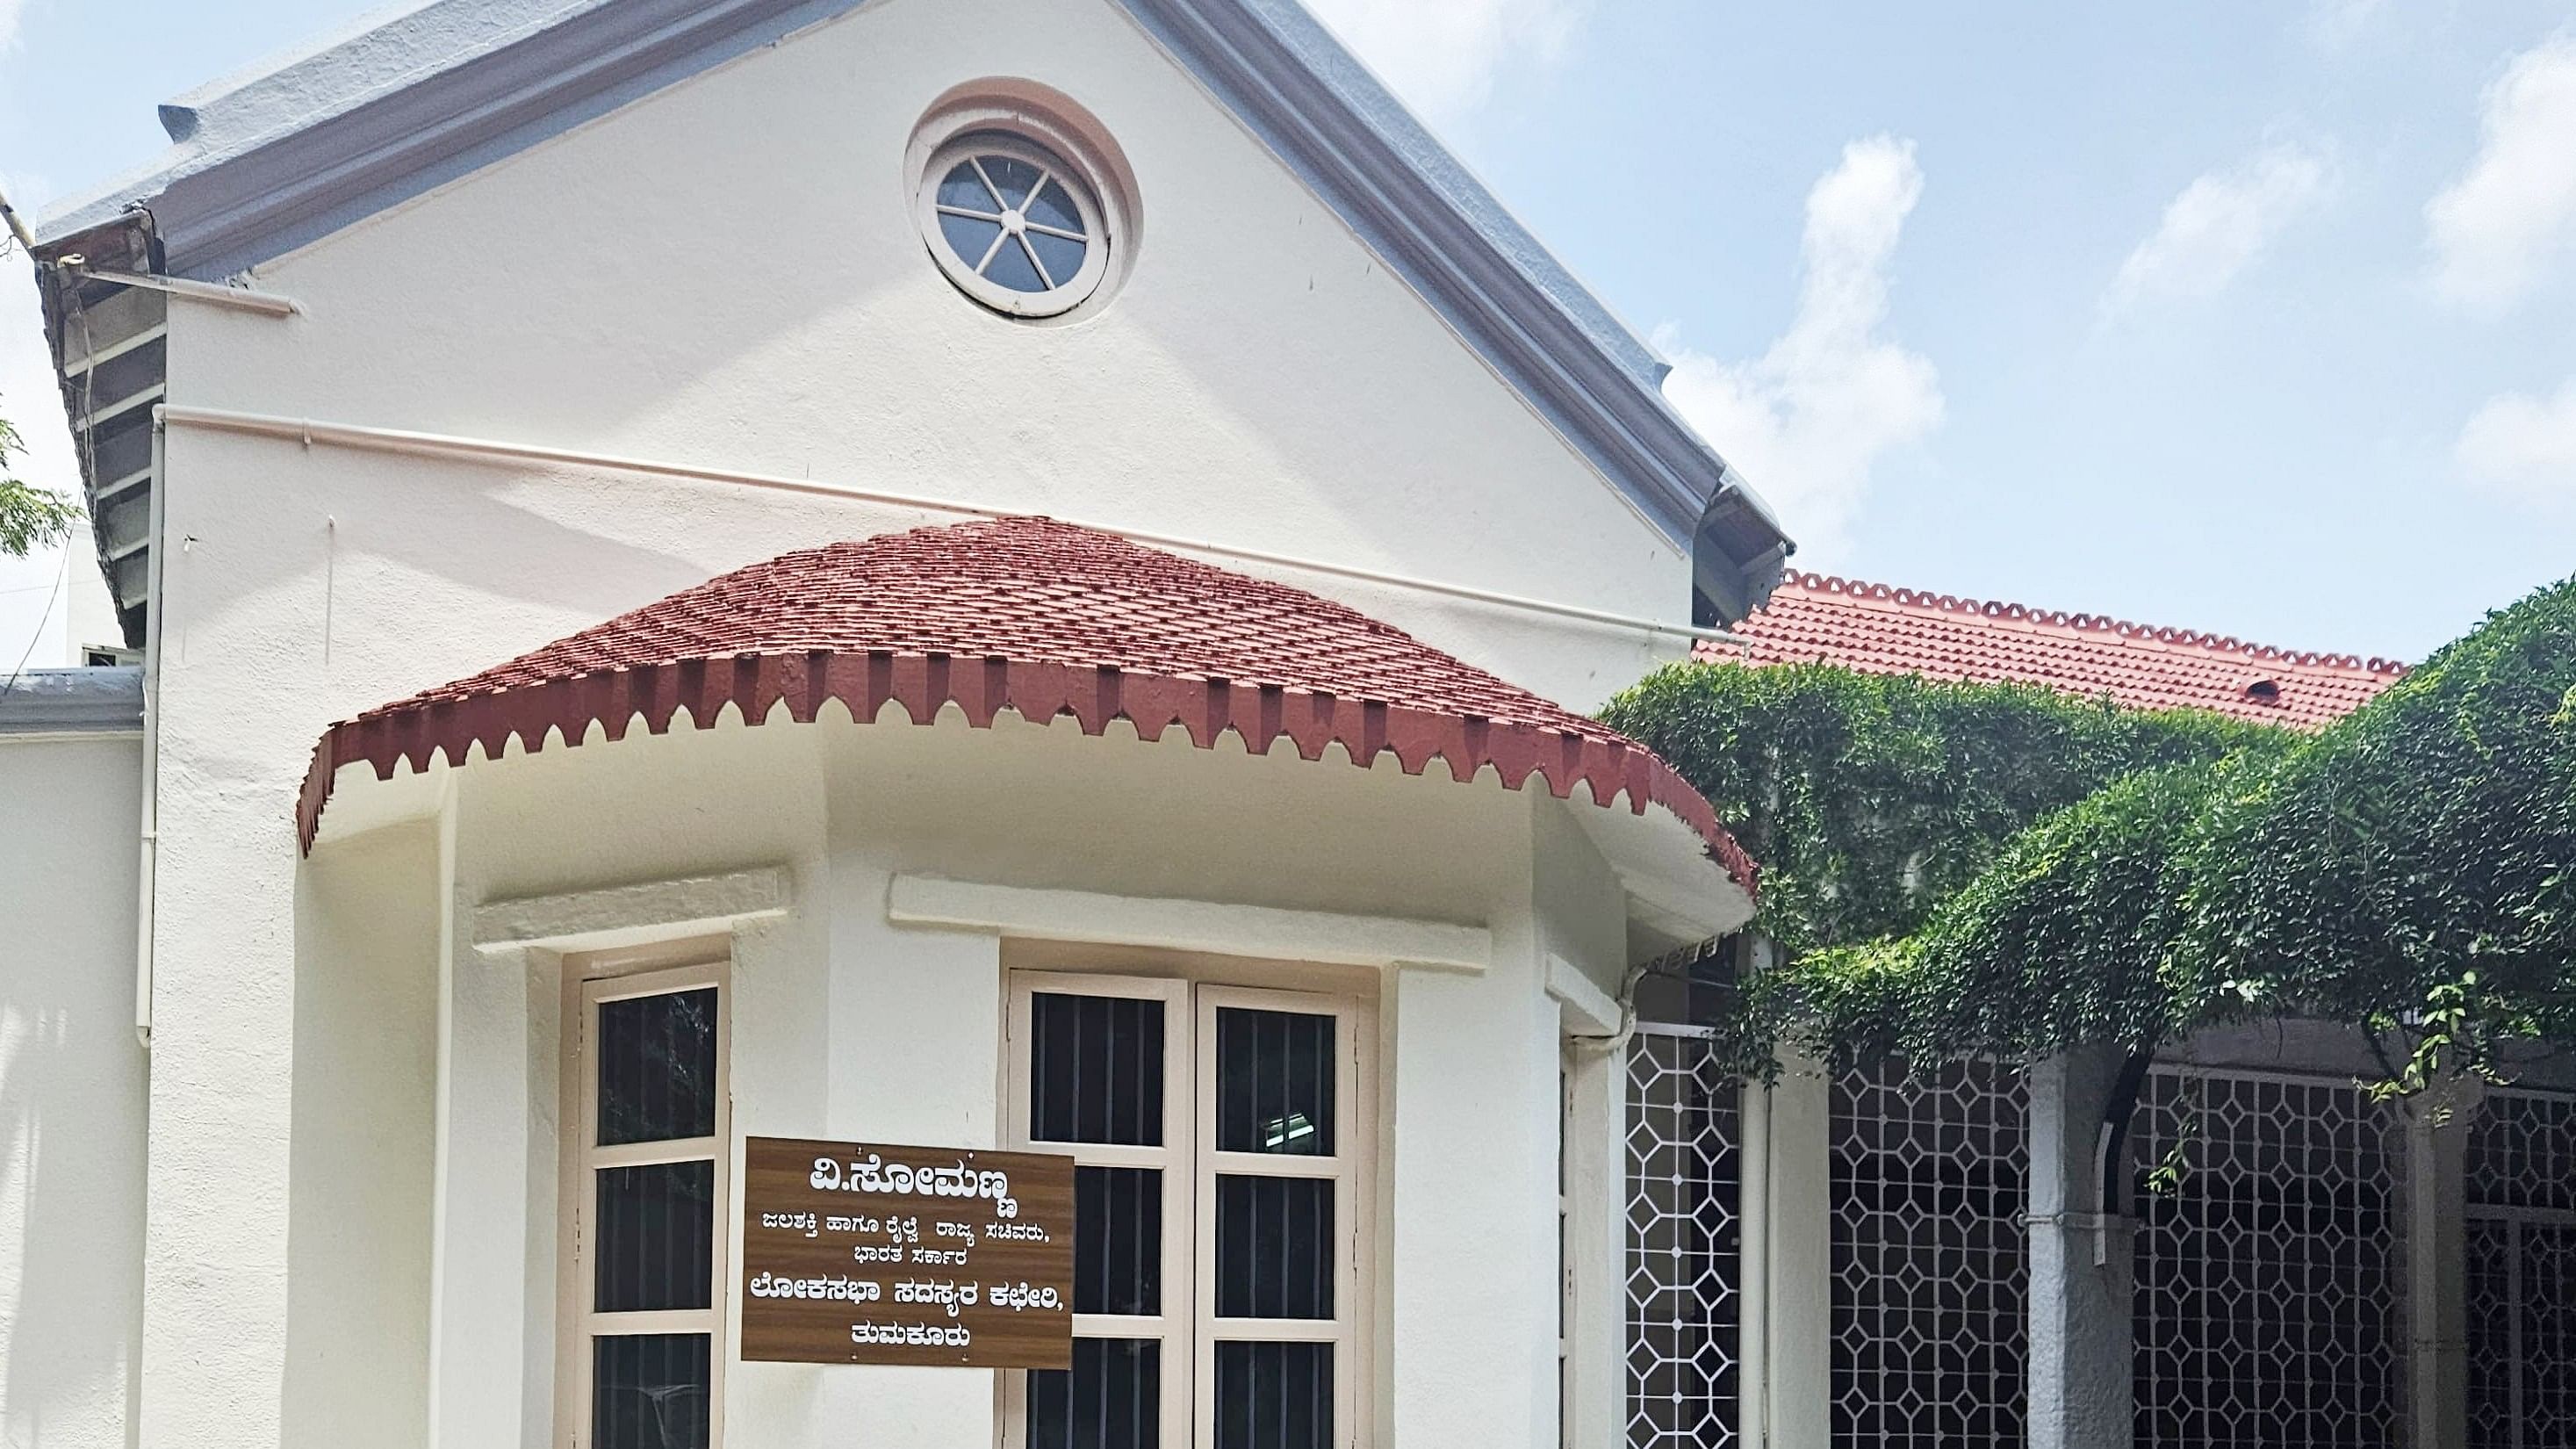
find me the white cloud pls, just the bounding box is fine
[1659,137,1944,559]
[2306,0,2389,48]
[0,0,24,51]
[2457,377,2576,505]
[2105,141,2329,314]
[2427,34,2576,314]
[1301,0,1587,125]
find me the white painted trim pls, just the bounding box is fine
[473,868,788,951]
[888,876,1489,974]
[1543,955,1619,1036]
[155,405,1742,645]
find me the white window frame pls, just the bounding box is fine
[558,954,732,1449]
[1001,969,1374,1449]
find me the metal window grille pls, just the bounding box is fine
[2130,1071,2400,1449]
[2464,1091,2576,1449]
[1625,1027,1743,1449]
[1828,1059,2029,1449]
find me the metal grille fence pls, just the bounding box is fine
[1625,1027,1743,1449]
[2130,1071,2400,1449]
[1828,1060,2028,1449]
[2465,1090,2576,1449]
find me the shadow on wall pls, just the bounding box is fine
[0,736,147,1448]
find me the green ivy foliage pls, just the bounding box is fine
[1747,574,2576,1087]
[1598,661,2284,959]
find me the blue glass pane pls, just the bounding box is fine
[939,213,1003,269]
[1027,1339,1159,1449]
[1025,178,1085,235]
[593,1334,709,1449]
[1216,1009,1335,1156]
[595,1161,714,1313]
[597,988,716,1146]
[938,161,1001,213]
[979,154,1042,208]
[983,234,1047,292]
[1028,233,1088,289]
[1213,1341,1330,1449]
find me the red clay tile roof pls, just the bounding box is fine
[1702,571,2407,729]
[299,516,1754,889]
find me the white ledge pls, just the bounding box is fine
[473,867,788,950]
[1546,955,1621,1035]
[886,875,1489,974]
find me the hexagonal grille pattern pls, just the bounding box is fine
[2464,1091,2576,1449]
[1626,1027,1742,1449]
[1829,1060,2028,1448]
[2130,1072,2400,1448]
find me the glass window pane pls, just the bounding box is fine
[1216,1175,1333,1320]
[983,234,1047,292]
[938,161,1001,213]
[1030,993,1164,1146]
[1213,1341,1331,1449]
[595,1161,715,1313]
[1027,233,1088,290]
[938,213,1003,269]
[978,154,1042,208]
[593,1333,710,1449]
[1076,1166,1161,1316]
[1027,1338,1160,1449]
[1025,179,1086,235]
[1216,1008,1335,1156]
[597,988,716,1146]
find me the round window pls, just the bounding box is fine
[917,133,1109,318]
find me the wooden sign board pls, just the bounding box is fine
[739,1136,1076,1369]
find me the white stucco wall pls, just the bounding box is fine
[0,734,145,1449]
[280,703,1642,1448]
[119,0,1722,1441]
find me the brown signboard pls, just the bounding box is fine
[739,1136,1076,1369]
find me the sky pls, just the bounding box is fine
[4,0,2575,669]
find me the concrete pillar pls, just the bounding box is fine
[1741,1047,1832,1449]
[2400,1077,2484,1449]
[2026,1049,2138,1449]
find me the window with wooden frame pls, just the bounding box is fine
[562,955,730,1449]
[1004,970,1372,1449]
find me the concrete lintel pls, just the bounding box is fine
[886,874,1489,974]
[470,866,788,952]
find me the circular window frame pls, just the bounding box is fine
[905,88,1139,323]
[915,133,1108,318]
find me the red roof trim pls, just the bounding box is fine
[1770,572,2407,675]
[294,529,1756,893]
[1709,571,2407,729]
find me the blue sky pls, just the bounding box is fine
[5,0,2575,667]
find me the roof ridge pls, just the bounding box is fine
[1775,571,2408,678]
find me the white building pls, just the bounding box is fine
[8,4,2570,1449]
[4,2,1785,1446]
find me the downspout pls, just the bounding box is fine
[134,407,165,1049]
[2090,1049,2154,1264]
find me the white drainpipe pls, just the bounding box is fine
[134,407,166,1049]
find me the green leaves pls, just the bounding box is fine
[1601,573,2576,1093]
[0,404,84,559]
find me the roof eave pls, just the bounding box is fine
[32,0,1795,587]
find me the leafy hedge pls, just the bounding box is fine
[1599,662,2284,958]
[1625,575,2576,1088]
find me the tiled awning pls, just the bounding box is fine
[297,516,1755,893]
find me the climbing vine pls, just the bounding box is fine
[1602,574,2576,1092]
